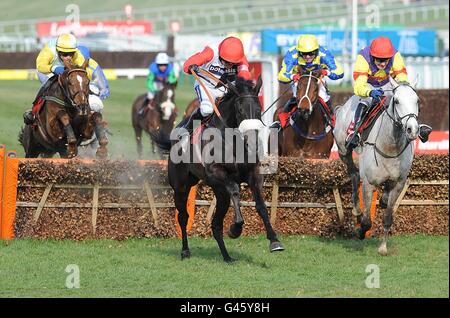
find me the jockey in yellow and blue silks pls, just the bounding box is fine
[345,36,432,149]
[139,52,178,114]
[24,33,90,124]
[271,34,344,129]
[77,45,110,113]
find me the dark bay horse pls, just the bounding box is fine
[274,69,334,158]
[131,83,177,158]
[19,59,107,158]
[150,76,284,262]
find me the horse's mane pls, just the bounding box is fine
[222,77,255,101]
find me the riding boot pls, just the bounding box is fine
[269,97,297,129]
[345,101,368,150]
[418,124,432,143]
[138,97,150,116]
[93,112,108,144]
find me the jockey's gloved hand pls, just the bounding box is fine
[52,66,64,75]
[188,64,199,74]
[100,89,110,100]
[290,74,301,82]
[369,89,384,100]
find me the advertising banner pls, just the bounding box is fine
[37,20,153,38]
[262,29,436,56]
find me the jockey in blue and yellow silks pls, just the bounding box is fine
[345,36,432,149]
[271,34,344,129]
[24,33,90,124]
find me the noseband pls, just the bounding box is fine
[296,73,321,113]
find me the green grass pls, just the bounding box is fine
[0,77,197,159]
[0,235,448,297]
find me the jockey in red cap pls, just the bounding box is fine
[181,36,252,134]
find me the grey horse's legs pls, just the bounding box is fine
[378,179,407,255]
[339,152,361,220]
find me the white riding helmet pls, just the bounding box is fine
[155,52,170,65]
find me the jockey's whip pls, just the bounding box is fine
[191,70,223,119]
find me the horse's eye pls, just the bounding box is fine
[394,99,399,105]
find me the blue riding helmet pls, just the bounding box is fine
[77,45,90,60]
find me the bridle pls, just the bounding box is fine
[366,83,419,161]
[295,72,321,114]
[384,84,419,133]
[58,68,89,109]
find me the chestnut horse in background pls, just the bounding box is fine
[273,69,334,158]
[131,82,177,158]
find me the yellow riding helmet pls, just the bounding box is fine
[56,33,77,53]
[297,34,319,53]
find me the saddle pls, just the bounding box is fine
[354,96,388,142]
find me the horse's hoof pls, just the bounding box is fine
[356,227,366,240]
[181,250,191,260]
[379,197,388,209]
[228,223,243,239]
[224,257,236,263]
[96,147,108,159]
[378,244,388,256]
[270,241,285,252]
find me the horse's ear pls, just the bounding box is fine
[254,75,263,96]
[389,76,399,89]
[81,57,89,70]
[226,79,239,95]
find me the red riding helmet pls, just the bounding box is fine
[218,37,245,64]
[370,36,395,59]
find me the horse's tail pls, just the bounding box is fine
[18,126,25,146]
[148,129,172,153]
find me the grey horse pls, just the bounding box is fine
[334,77,420,255]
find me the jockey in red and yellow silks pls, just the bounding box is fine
[181,36,252,133]
[346,36,432,149]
